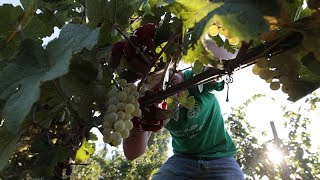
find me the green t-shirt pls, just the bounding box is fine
[165,70,237,158]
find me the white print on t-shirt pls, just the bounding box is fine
[170,123,204,139]
[187,103,200,119]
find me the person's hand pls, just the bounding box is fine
[132,102,171,132]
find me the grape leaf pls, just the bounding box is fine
[0,24,100,134]
[192,60,204,75]
[60,54,99,120]
[75,138,95,163]
[0,128,21,171]
[0,4,24,60]
[0,4,24,38]
[30,135,70,177]
[87,0,134,28]
[23,9,57,39]
[182,39,220,67]
[167,0,280,44]
[86,0,134,44]
[37,0,83,27]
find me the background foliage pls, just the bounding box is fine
[0,0,320,179]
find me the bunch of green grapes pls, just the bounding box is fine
[102,79,141,146]
[208,24,240,46]
[252,53,301,95]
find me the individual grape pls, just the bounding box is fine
[128,83,137,92]
[208,25,219,36]
[131,91,140,99]
[103,133,112,144]
[124,113,132,121]
[258,68,273,79]
[120,129,130,139]
[132,108,142,117]
[112,138,122,146]
[117,111,125,120]
[126,95,135,104]
[114,120,125,132]
[265,78,273,83]
[108,97,119,105]
[117,91,127,102]
[133,101,140,109]
[270,82,281,90]
[124,120,133,130]
[107,104,117,113]
[125,104,135,114]
[256,58,269,68]
[103,128,113,136]
[281,84,290,94]
[252,64,261,75]
[228,37,240,45]
[117,102,125,111]
[110,132,122,146]
[103,120,113,128]
[104,112,118,123]
[219,27,232,38]
[118,79,127,87]
[122,87,131,94]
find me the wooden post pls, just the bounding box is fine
[270,121,291,180]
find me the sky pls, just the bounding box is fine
[2,0,319,158]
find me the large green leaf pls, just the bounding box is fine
[167,0,280,44]
[30,135,70,177]
[60,54,99,120]
[0,24,100,134]
[0,4,24,60]
[86,0,134,44]
[0,128,20,171]
[86,0,134,28]
[23,9,57,39]
[182,39,220,67]
[0,4,24,38]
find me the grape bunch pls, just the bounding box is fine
[102,79,142,146]
[252,52,301,95]
[208,24,240,46]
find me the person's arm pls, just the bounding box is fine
[123,127,152,160]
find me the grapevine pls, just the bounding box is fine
[0,1,320,179]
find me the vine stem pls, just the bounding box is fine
[140,31,303,107]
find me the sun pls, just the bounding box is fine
[267,145,284,164]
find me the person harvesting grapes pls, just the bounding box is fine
[123,68,244,179]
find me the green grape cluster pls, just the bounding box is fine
[208,24,240,45]
[102,79,141,146]
[252,53,301,95]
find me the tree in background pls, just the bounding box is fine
[226,93,320,180]
[72,130,170,180]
